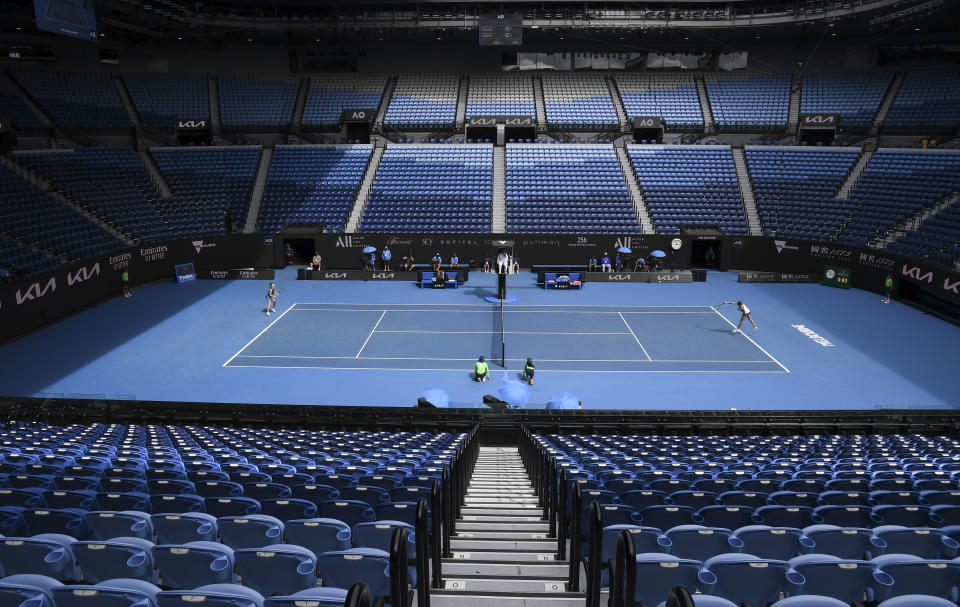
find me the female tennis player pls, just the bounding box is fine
[724,300,757,333]
[266,283,279,316]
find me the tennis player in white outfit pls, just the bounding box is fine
[724,301,758,333]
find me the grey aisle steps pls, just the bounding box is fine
[432,446,585,607]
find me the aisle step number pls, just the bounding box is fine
[452,552,471,559]
[445,580,466,590]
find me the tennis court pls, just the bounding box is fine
[224,302,788,373]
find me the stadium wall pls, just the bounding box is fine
[0,234,280,344]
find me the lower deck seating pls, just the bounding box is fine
[841,150,960,245]
[506,144,639,233]
[0,163,124,265]
[258,145,372,233]
[360,144,491,233]
[745,147,860,240]
[627,145,747,234]
[16,148,175,243]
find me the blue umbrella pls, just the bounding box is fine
[617,247,632,254]
[650,250,667,258]
[420,388,451,408]
[497,380,530,408]
[361,246,377,254]
[546,392,581,410]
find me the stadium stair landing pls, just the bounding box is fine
[431,446,584,607]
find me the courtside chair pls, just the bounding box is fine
[753,506,814,528]
[769,493,820,509]
[205,497,261,518]
[73,537,157,583]
[150,495,204,514]
[316,548,391,603]
[260,499,319,523]
[625,554,716,606]
[263,587,348,607]
[638,505,695,531]
[784,554,892,604]
[770,596,849,607]
[869,554,960,602]
[52,578,161,607]
[353,520,413,553]
[195,481,245,499]
[217,515,283,550]
[42,490,97,510]
[665,526,744,562]
[151,513,218,545]
[152,541,236,589]
[339,487,390,510]
[871,526,959,559]
[870,490,922,506]
[0,573,62,607]
[730,526,814,561]
[87,511,154,541]
[802,524,886,558]
[694,506,755,530]
[235,544,318,597]
[0,533,80,580]
[290,484,340,505]
[655,595,738,607]
[877,596,959,607]
[147,480,196,496]
[243,483,292,502]
[702,553,792,607]
[317,501,376,528]
[156,583,266,607]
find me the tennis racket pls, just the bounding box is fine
[277,288,285,295]
[712,302,726,311]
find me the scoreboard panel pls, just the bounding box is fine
[479,16,522,46]
[822,265,852,289]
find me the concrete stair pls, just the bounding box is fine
[695,77,715,134]
[431,446,584,607]
[456,76,469,131]
[137,150,172,198]
[492,146,506,232]
[615,145,654,234]
[114,77,142,129]
[731,148,762,235]
[345,142,385,233]
[533,76,547,133]
[374,76,397,131]
[244,147,273,233]
[292,78,309,130]
[208,78,221,133]
[872,72,904,135]
[606,76,630,133]
[837,145,875,200]
[869,191,959,249]
[788,73,802,131]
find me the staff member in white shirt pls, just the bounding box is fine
[496,250,509,274]
[724,301,758,333]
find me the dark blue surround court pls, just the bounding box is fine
[0,269,956,410]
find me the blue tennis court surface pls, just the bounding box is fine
[225,303,787,373]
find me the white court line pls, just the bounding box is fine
[222,303,297,367]
[226,363,788,374]
[711,307,790,373]
[618,312,652,361]
[374,330,632,335]
[233,355,777,363]
[291,301,712,308]
[293,308,714,315]
[355,310,387,358]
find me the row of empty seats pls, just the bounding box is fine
[538,432,960,607]
[360,144,491,233]
[0,423,458,603]
[0,162,125,264]
[3,68,959,131]
[627,145,748,234]
[506,145,640,233]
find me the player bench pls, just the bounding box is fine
[544,272,583,290]
[419,271,459,289]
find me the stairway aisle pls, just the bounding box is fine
[432,446,584,607]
